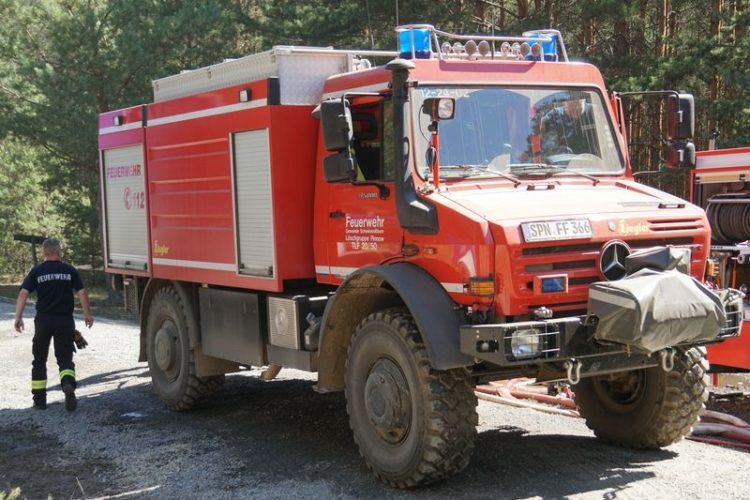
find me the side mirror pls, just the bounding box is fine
[318,100,353,151]
[422,97,455,121]
[668,93,694,141]
[323,152,356,182]
[666,141,696,169]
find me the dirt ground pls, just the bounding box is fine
[706,373,750,424]
[2,300,750,499]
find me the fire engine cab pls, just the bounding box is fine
[98,25,741,487]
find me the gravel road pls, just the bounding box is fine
[1,299,749,499]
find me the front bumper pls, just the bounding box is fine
[460,287,742,381]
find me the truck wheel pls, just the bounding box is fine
[345,308,477,488]
[574,347,708,449]
[146,286,224,411]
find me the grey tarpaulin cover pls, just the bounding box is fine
[625,246,690,275]
[588,268,726,353]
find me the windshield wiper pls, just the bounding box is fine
[508,163,600,185]
[447,164,522,186]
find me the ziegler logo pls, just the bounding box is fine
[617,220,649,236]
[152,240,170,257]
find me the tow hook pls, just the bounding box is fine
[659,348,676,372]
[564,359,582,385]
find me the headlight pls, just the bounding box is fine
[510,328,542,359]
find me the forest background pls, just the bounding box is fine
[0,0,748,275]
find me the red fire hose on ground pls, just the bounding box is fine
[476,379,750,450]
[475,378,579,418]
[475,379,580,417]
[688,410,750,449]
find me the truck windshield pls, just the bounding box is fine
[411,87,625,180]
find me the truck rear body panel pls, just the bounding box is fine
[100,79,319,291]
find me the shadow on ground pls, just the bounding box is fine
[1,369,677,499]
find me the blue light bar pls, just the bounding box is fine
[393,25,568,62]
[398,28,431,60]
[522,33,557,61]
[541,34,557,61]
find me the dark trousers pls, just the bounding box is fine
[31,313,76,394]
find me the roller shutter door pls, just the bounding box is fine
[102,145,149,270]
[233,129,275,277]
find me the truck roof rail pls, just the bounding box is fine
[395,24,569,63]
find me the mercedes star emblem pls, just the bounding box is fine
[599,240,631,281]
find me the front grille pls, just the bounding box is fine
[516,236,696,311]
[525,259,596,272]
[521,237,694,256]
[570,276,598,286]
[648,218,704,232]
[522,242,600,256]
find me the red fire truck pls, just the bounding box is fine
[98,25,741,487]
[694,147,750,371]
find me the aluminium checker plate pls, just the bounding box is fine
[152,46,360,105]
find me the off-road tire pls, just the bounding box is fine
[574,347,708,449]
[146,286,224,411]
[345,308,478,488]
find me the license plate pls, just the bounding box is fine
[521,219,593,242]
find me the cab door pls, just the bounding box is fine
[325,99,402,282]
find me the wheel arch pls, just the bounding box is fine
[316,262,474,392]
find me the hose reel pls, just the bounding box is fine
[706,193,750,244]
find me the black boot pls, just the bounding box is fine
[62,382,77,412]
[33,392,47,410]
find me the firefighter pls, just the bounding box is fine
[14,238,94,411]
[541,96,599,158]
